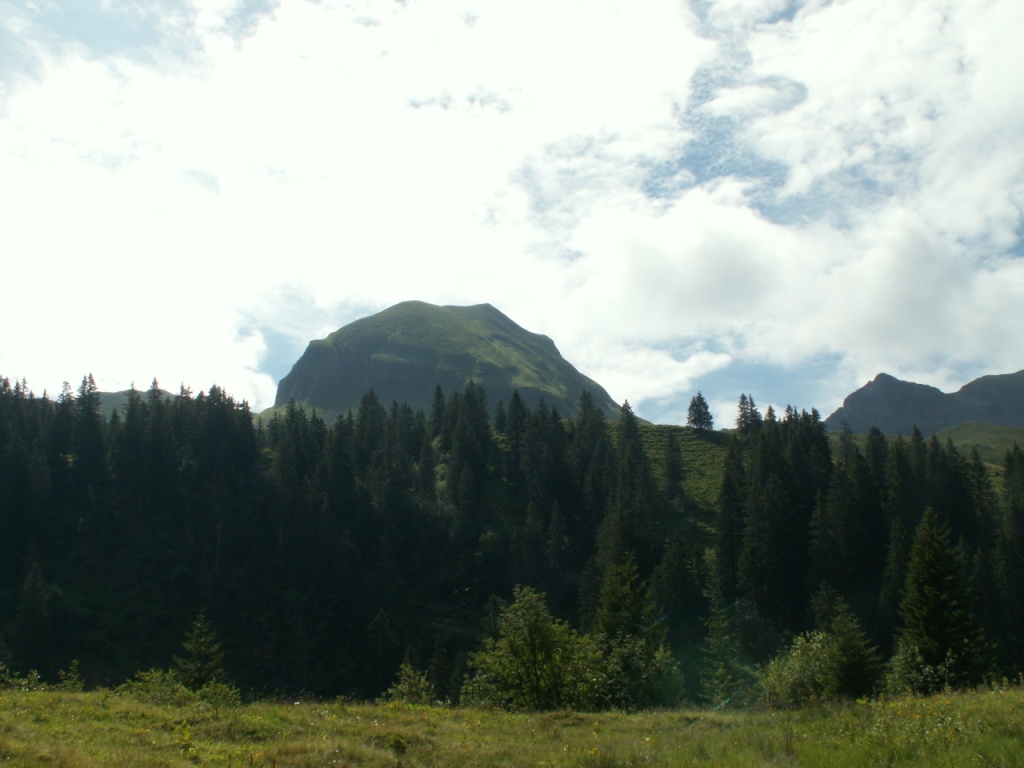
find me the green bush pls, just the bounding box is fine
[115,668,240,715]
[761,604,881,707]
[597,633,684,711]
[55,660,84,692]
[195,680,241,716]
[0,662,46,691]
[382,662,435,706]
[116,668,197,707]
[761,631,838,706]
[463,586,604,711]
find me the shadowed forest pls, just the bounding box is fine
[1,374,1022,708]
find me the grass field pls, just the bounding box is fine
[3,684,1023,767]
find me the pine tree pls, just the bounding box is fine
[590,553,683,710]
[594,553,655,640]
[994,444,1024,670]
[686,392,714,431]
[826,598,883,698]
[382,649,435,705]
[12,561,54,674]
[735,394,762,434]
[700,550,746,707]
[502,390,528,490]
[889,509,987,693]
[737,473,792,629]
[173,611,229,690]
[715,440,746,603]
[428,384,447,440]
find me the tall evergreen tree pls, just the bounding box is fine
[591,553,681,710]
[12,561,54,674]
[568,391,612,548]
[735,394,762,434]
[503,390,528,490]
[715,440,746,603]
[593,402,662,580]
[687,392,713,431]
[700,550,747,707]
[889,509,987,693]
[994,444,1024,670]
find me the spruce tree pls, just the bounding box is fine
[700,550,746,707]
[994,444,1024,670]
[715,440,746,603]
[173,611,228,690]
[889,509,987,693]
[735,394,762,434]
[686,392,713,431]
[592,553,682,710]
[12,562,54,675]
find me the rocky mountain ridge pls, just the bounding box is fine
[824,370,1024,435]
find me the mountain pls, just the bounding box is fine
[824,370,1024,435]
[271,300,621,421]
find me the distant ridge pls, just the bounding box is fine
[824,370,1024,435]
[270,300,621,421]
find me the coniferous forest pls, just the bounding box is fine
[1,373,1022,708]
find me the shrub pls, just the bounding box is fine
[196,680,241,717]
[597,633,685,711]
[761,603,881,707]
[382,662,435,706]
[116,668,197,707]
[55,660,84,692]
[463,586,604,711]
[0,662,46,691]
[762,631,838,706]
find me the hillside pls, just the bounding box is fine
[936,421,1024,467]
[271,300,621,421]
[824,370,1024,435]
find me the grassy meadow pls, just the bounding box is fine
[3,685,1023,767]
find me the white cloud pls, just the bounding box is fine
[1,0,1022,424]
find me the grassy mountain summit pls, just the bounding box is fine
[272,300,621,421]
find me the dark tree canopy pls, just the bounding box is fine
[0,372,1014,709]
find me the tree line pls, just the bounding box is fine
[708,397,1024,704]
[0,374,1021,708]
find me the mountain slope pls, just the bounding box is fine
[271,300,621,421]
[825,370,1024,435]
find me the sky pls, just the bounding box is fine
[1,0,1022,428]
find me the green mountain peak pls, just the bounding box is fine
[270,301,621,421]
